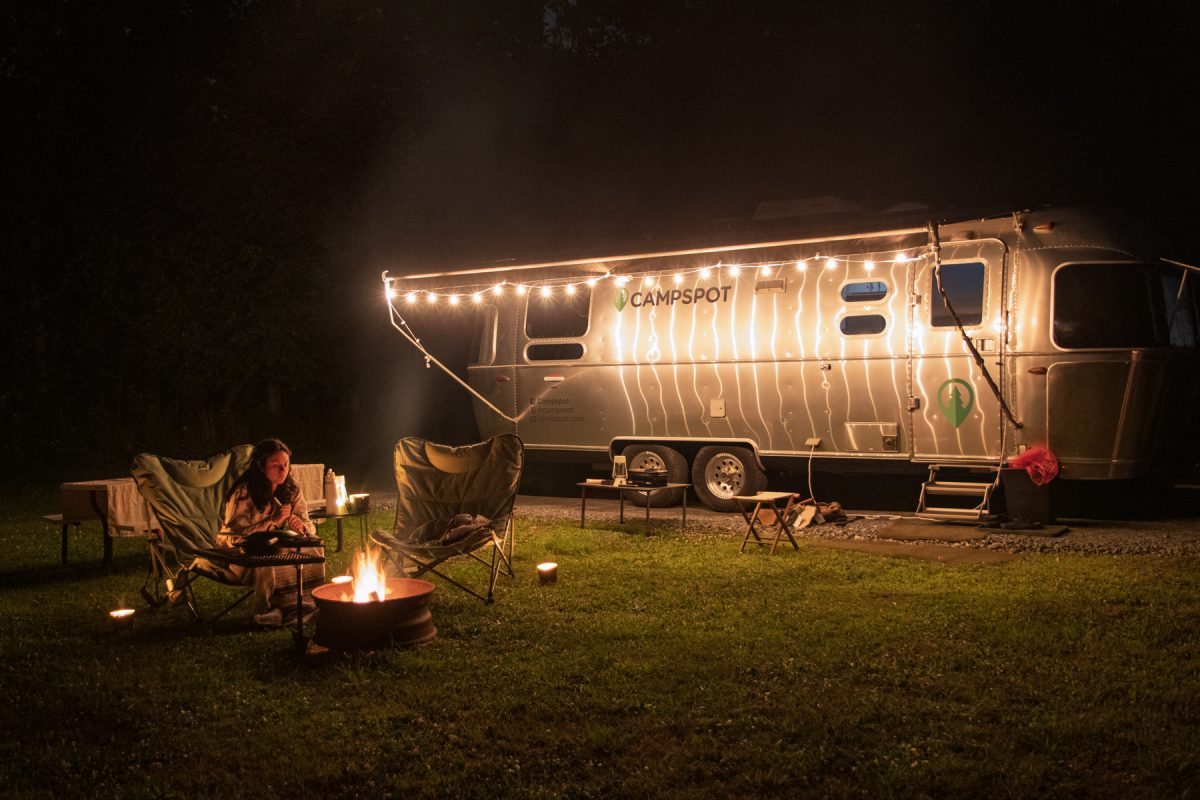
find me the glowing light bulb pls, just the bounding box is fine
[864,260,875,272]
[616,276,629,286]
[895,252,910,263]
[586,277,598,287]
[427,292,437,304]
[699,267,712,279]
[539,285,551,297]
[405,291,418,304]
[796,260,807,272]
[760,266,772,276]
[516,285,527,296]
[448,294,459,306]
[825,258,837,270]
[565,284,577,295]
[728,265,741,277]
[493,283,503,295]
[386,286,397,300]
[673,273,684,284]
[472,292,482,304]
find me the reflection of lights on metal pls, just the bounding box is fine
[565,284,577,296]
[825,258,837,270]
[760,266,772,276]
[728,265,741,276]
[643,276,655,287]
[539,285,551,297]
[895,252,910,263]
[616,276,630,286]
[516,285,527,295]
[448,294,459,305]
[992,317,1003,333]
[674,273,684,284]
[471,292,482,304]
[699,267,712,279]
[427,292,438,304]
[864,260,875,272]
[386,286,397,300]
[587,277,598,286]
[796,260,807,272]
[493,283,503,295]
[406,292,418,304]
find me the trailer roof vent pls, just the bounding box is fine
[755,277,786,294]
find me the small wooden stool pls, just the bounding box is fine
[733,492,806,554]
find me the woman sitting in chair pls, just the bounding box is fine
[219,438,325,627]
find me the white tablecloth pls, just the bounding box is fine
[60,478,159,538]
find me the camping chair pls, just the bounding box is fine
[371,434,524,604]
[131,445,257,624]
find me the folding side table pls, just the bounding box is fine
[732,491,805,554]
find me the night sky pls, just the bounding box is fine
[5,1,1198,482]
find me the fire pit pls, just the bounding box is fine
[312,548,436,650]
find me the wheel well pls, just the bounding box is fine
[609,439,764,469]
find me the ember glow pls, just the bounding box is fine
[347,548,389,603]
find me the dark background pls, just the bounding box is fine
[4,1,1198,489]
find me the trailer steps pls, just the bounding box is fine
[916,464,1001,522]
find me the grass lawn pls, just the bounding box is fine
[1,494,1198,799]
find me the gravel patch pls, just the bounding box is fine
[367,492,1200,557]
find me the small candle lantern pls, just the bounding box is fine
[109,608,136,632]
[537,562,558,585]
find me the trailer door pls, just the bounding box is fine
[910,241,1007,462]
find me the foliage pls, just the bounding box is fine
[0,496,1197,798]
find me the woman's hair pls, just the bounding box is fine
[241,437,301,509]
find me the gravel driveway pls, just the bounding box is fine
[507,494,1200,557]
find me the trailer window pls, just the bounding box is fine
[1054,263,1171,348]
[931,262,984,327]
[840,314,887,335]
[842,281,888,302]
[526,342,584,361]
[525,286,591,339]
[1162,270,1199,348]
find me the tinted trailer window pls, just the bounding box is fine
[1054,263,1170,349]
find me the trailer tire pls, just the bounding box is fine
[692,446,765,512]
[620,444,688,507]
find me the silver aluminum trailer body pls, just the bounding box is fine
[385,207,1199,510]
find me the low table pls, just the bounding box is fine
[311,507,368,552]
[193,543,325,653]
[577,481,690,533]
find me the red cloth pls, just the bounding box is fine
[1008,446,1059,486]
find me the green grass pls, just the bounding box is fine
[1,494,1198,799]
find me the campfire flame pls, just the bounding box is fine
[347,547,389,603]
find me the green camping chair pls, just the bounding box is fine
[371,434,523,604]
[131,445,256,623]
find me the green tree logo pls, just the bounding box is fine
[614,288,629,312]
[937,378,975,428]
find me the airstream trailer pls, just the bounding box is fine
[383,206,1199,513]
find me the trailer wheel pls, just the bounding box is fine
[692,446,765,511]
[620,445,688,507]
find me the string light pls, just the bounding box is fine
[388,250,930,304]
